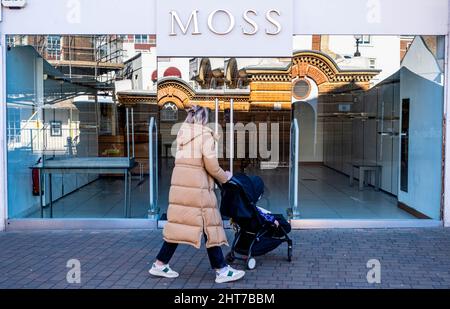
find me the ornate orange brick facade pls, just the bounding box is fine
[118,51,379,111]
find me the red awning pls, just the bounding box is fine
[151,70,158,82]
[164,67,182,78]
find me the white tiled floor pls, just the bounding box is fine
[296,166,414,219]
[34,164,415,219]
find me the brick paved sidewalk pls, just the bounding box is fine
[1,228,450,289]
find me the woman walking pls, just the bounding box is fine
[149,105,245,284]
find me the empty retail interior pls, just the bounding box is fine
[5,35,445,221]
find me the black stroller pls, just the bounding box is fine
[218,173,293,270]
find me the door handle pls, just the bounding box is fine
[378,132,396,137]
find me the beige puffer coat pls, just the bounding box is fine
[163,122,229,249]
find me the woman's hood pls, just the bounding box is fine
[177,123,219,146]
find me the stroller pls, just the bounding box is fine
[218,173,293,270]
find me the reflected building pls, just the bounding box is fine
[4,33,445,221]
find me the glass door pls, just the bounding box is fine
[226,105,291,215]
[223,58,292,216]
[156,57,293,219]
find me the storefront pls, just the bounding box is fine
[0,0,449,231]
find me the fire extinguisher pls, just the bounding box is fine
[32,158,42,196]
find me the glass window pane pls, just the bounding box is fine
[292,35,444,220]
[6,34,158,219]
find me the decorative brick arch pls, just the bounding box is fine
[157,78,195,109]
[292,51,379,86]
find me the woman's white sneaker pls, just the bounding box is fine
[149,263,179,278]
[215,266,245,284]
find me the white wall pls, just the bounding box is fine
[399,38,445,220]
[398,67,443,219]
[294,0,448,35]
[0,0,446,36]
[0,0,157,34]
[321,82,400,196]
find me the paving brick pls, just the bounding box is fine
[1,228,450,288]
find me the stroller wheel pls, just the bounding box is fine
[247,258,256,270]
[226,252,235,263]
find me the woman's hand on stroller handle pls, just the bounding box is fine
[225,171,233,181]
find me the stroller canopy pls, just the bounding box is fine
[232,173,264,204]
[219,173,265,220]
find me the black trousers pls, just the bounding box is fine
[156,234,227,269]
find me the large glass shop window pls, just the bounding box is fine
[6,34,158,219]
[5,34,445,222]
[291,35,445,220]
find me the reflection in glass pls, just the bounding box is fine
[156,57,293,218]
[291,35,444,220]
[6,34,158,219]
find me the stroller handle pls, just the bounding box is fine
[214,177,239,191]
